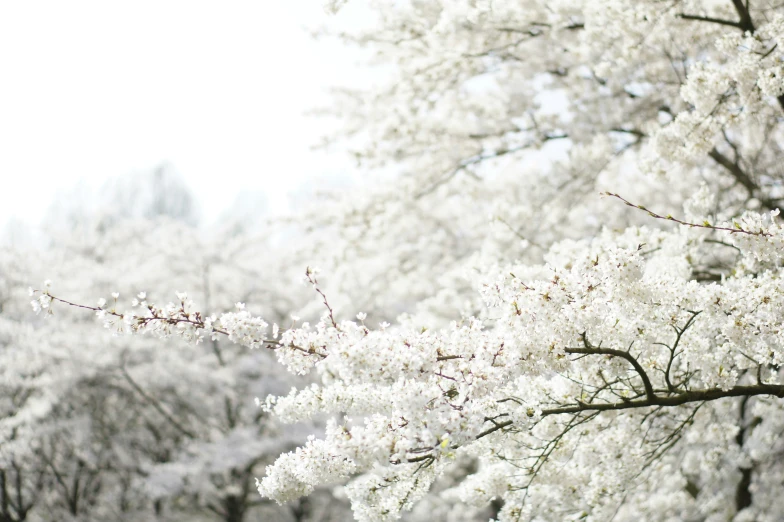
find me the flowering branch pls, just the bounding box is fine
[601,192,774,237]
[304,267,337,329]
[31,289,324,359]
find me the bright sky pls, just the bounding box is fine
[0,1,363,226]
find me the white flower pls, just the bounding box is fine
[111,292,120,299]
[97,298,107,307]
[235,302,245,310]
[356,312,367,321]
[137,291,146,299]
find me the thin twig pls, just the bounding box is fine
[602,192,773,237]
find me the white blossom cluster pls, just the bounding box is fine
[39,210,784,520]
[34,0,784,520]
[255,219,784,520]
[32,289,305,365]
[655,15,784,166]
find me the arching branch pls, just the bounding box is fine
[566,333,656,401]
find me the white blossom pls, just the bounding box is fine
[33,2,784,520]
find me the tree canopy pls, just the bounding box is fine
[29,1,784,520]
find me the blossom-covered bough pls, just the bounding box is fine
[6,177,338,521]
[31,0,784,520]
[34,201,784,520]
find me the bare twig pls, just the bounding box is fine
[602,192,773,237]
[305,268,338,329]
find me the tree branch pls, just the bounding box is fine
[663,312,701,393]
[119,364,197,439]
[677,13,743,29]
[708,148,756,195]
[539,384,784,416]
[43,292,324,359]
[708,148,782,210]
[566,338,656,401]
[730,0,755,32]
[602,192,773,237]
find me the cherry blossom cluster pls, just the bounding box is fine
[31,0,784,519]
[30,288,300,360]
[39,205,784,520]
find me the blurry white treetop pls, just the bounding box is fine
[100,162,201,226]
[36,0,784,521]
[43,162,201,242]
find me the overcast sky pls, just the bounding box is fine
[0,1,366,226]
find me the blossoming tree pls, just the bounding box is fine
[34,0,784,520]
[5,170,348,522]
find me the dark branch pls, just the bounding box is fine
[539,384,784,416]
[677,13,744,29]
[730,0,755,32]
[663,312,701,393]
[708,148,757,195]
[476,420,514,439]
[566,336,656,401]
[708,148,781,210]
[119,364,197,439]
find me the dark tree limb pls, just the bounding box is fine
[708,148,757,196]
[567,333,656,401]
[708,148,781,210]
[735,396,754,512]
[539,384,784,416]
[730,0,755,32]
[677,13,744,29]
